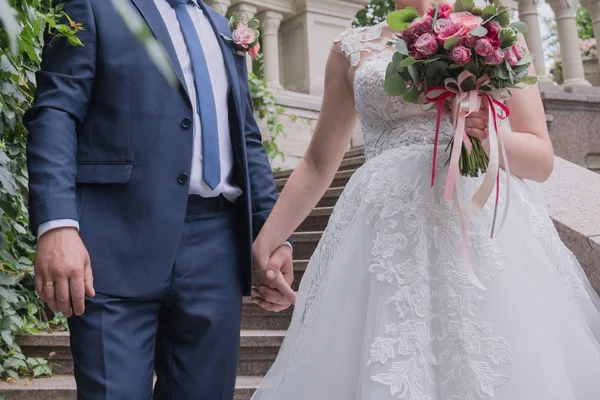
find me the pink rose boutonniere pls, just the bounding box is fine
[221,12,261,59]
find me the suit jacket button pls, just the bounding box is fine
[181,117,192,129]
[177,173,188,185]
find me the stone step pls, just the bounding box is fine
[291,231,321,261]
[297,207,333,232]
[317,187,344,208]
[343,147,365,159]
[0,375,262,400]
[16,331,285,378]
[276,169,355,192]
[273,155,365,180]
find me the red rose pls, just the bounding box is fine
[415,32,439,57]
[462,35,477,48]
[475,37,494,57]
[450,45,472,64]
[485,21,502,39]
[248,42,261,59]
[409,17,433,36]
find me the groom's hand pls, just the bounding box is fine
[35,227,95,317]
[252,244,295,312]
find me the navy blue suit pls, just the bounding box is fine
[25,0,279,398]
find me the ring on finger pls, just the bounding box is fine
[45,281,55,287]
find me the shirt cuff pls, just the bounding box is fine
[38,219,80,238]
[282,241,293,252]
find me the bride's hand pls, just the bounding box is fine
[251,244,296,312]
[465,102,490,141]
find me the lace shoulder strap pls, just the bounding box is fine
[333,24,386,67]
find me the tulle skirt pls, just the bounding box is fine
[252,145,600,400]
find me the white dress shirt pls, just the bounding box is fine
[38,0,242,237]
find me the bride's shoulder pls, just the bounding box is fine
[331,23,386,67]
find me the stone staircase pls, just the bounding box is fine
[0,148,366,400]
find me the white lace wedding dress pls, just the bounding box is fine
[252,23,600,400]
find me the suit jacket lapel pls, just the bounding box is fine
[130,0,190,103]
[197,1,244,124]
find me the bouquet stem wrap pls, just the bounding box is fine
[425,71,510,290]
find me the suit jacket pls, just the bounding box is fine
[25,0,280,297]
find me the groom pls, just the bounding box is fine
[25,0,295,398]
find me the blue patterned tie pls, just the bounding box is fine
[167,0,220,189]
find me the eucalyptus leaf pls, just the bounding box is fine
[511,21,528,33]
[399,57,417,68]
[407,64,420,84]
[454,0,475,13]
[386,7,419,31]
[470,25,488,38]
[515,76,539,85]
[443,37,462,50]
[395,38,409,56]
[385,75,407,96]
[495,9,511,26]
[482,5,497,20]
[516,53,534,66]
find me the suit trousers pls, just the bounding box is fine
[68,195,243,399]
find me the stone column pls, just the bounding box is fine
[582,0,600,68]
[517,0,551,82]
[259,11,284,89]
[205,0,231,15]
[229,3,258,72]
[547,0,593,91]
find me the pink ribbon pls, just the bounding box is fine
[424,71,510,290]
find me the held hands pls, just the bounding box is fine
[34,227,95,317]
[251,244,296,312]
[464,101,490,141]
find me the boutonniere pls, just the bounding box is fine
[220,12,261,59]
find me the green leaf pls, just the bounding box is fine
[482,5,497,20]
[407,64,420,85]
[399,57,417,67]
[443,37,462,50]
[515,76,539,85]
[1,331,14,347]
[454,0,475,13]
[67,35,84,47]
[384,75,407,96]
[516,53,534,66]
[386,8,419,31]
[495,9,511,26]
[403,86,421,103]
[500,27,518,48]
[247,20,260,30]
[395,38,409,56]
[511,21,528,33]
[470,25,488,38]
[0,287,19,304]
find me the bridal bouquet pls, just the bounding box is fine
[385,0,538,288]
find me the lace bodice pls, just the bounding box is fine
[335,24,454,160]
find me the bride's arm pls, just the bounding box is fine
[469,38,554,183]
[253,48,358,261]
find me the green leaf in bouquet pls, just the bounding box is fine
[403,86,422,103]
[500,27,518,48]
[511,21,528,33]
[432,5,439,26]
[471,7,483,16]
[385,75,407,96]
[496,63,510,80]
[399,57,417,67]
[469,25,488,38]
[515,75,539,85]
[516,53,534,66]
[386,8,419,31]
[494,9,511,26]
[407,64,420,84]
[386,62,398,79]
[482,5,497,19]
[395,38,409,56]
[393,51,405,64]
[443,36,462,50]
[454,0,475,13]
[248,19,260,30]
[512,63,529,78]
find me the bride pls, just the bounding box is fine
[250,0,600,398]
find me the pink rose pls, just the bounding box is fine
[427,3,453,19]
[248,42,260,59]
[485,48,505,65]
[485,21,501,39]
[437,22,467,44]
[433,18,452,34]
[415,33,439,57]
[462,35,477,48]
[450,12,483,33]
[450,45,471,64]
[232,24,257,48]
[475,37,494,57]
[511,44,523,60]
[503,47,518,66]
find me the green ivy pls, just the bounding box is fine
[0,0,76,381]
